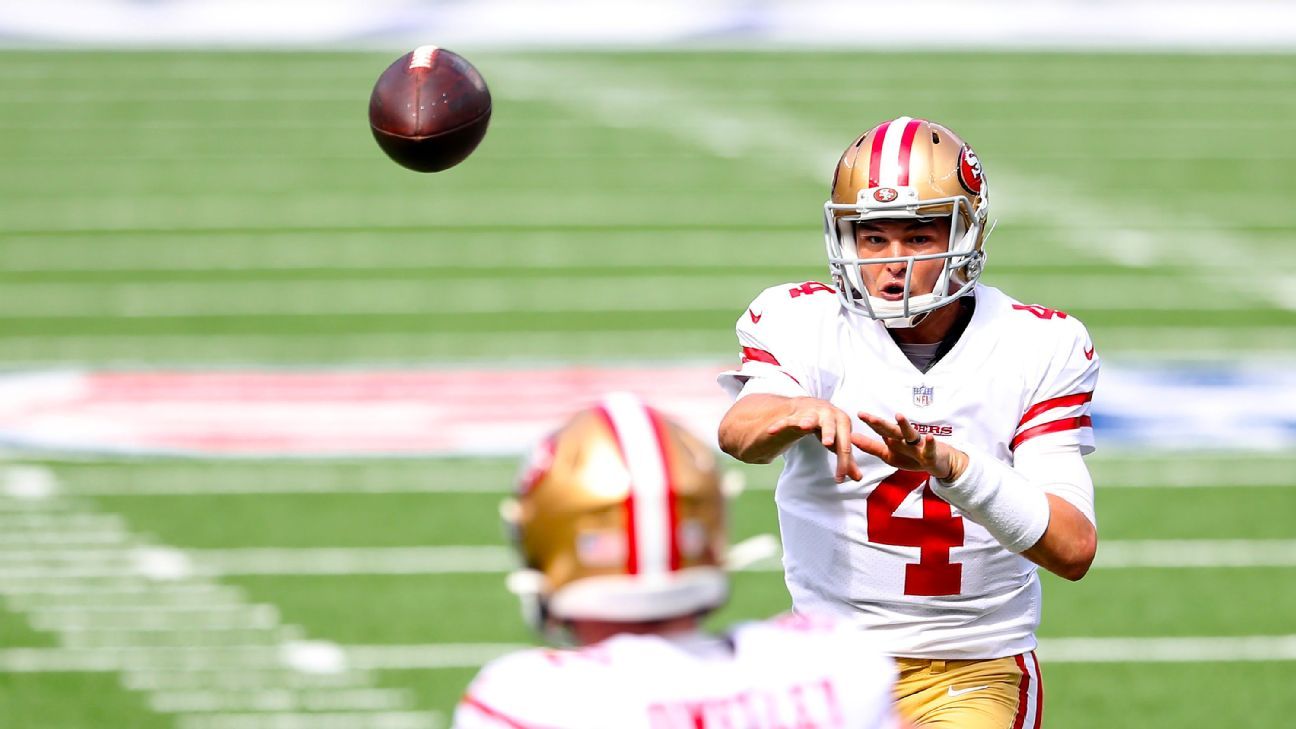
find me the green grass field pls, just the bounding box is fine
[1,50,1295,728]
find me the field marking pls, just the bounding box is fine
[2,52,1292,85]
[6,115,1296,135]
[0,273,1270,319]
[1039,635,1296,663]
[2,228,1290,273]
[0,467,441,726]
[4,636,1293,676]
[348,636,1296,666]
[486,57,1296,311]
[32,455,1296,495]
[6,361,1286,457]
[1,87,1295,105]
[3,329,1295,369]
[6,540,1295,581]
[149,687,413,713]
[174,711,441,729]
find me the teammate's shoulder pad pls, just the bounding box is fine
[460,647,575,718]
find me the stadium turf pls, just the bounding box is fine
[2,49,1295,728]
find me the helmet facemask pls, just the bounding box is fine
[824,187,989,328]
[824,117,993,328]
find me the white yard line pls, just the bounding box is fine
[3,328,1294,366]
[174,711,442,729]
[7,637,1289,674]
[6,541,1295,580]
[487,57,1295,312]
[0,274,1261,319]
[0,330,734,365]
[36,456,1296,496]
[3,229,1286,274]
[1096,540,1296,568]
[1039,635,1296,663]
[0,467,441,727]
[3,634,1291,676]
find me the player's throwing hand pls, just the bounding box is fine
[852,412,969,481]
[765,398,864,483]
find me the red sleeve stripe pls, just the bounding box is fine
[460,695,543,729]
[1018,392,1093,429]
[740,347,780,366]
[1010,415,1093,451]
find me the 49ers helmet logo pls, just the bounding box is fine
[957,145,984,195]
[873,187,899,203]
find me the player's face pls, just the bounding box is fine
[853,218,953,301]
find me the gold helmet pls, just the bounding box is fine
[502,392,728,628]
[823,116,992,327]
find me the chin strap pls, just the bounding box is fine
[882,310,931,329]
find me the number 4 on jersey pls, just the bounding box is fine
[866,471,964,596]
[788,282,835,298]
[1012,303,1068,320]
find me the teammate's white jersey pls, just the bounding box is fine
[718,283,1100,659]
[453,614,900,729]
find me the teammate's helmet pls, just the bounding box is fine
[502,393,728,628]
[824,116,992,327]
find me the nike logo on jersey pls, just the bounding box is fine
[947,685,990,698]
[1083,344,1096,360]
[748,309,763,324]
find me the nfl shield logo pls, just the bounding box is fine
[912,385,934,408]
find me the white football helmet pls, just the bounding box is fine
[501,393,728,636]
[824,116,993,328]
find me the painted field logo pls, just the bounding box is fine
[0,369,730,457]
[873,187,899,203]
[912,385,934,408]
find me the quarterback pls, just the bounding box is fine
[717,118,1099,728]
[454,393,909,729]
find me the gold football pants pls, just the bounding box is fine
[893,652,1042,729]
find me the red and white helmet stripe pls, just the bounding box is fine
[596,392,680,576]
[867,116,924,188]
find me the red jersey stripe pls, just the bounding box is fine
[867,120,892,188]
[1018,392,1093,429]
[1011,654,1031,729]
[1010,415,1093,451]
[740,346,781,366]
[895,118,924,186]
[646,407,682,571]
[460,695,544,729]
[594,405,638,575]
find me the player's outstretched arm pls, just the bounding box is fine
[1020,495,1096,581]
[853,411,1097,581]
[719,394,863,483]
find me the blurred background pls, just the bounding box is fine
[1,1,1295,727]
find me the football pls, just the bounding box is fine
[368,46,492,172]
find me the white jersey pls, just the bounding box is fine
[718,282,1100,659]
[453,614,900,729]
